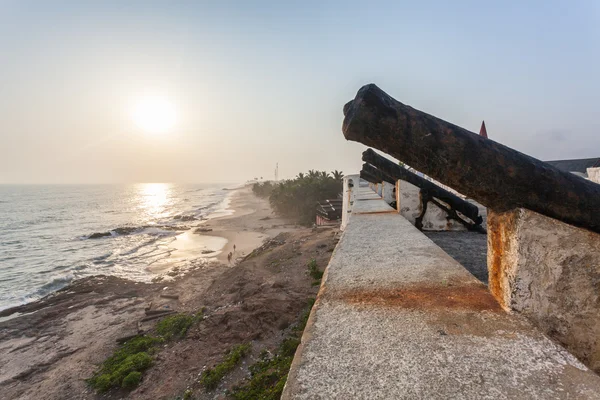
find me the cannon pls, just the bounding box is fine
[362,150,482,227]
[361,163,395,185]
[359,169,381,185]
[343,84,600,234]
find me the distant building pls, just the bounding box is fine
[316,199,343,226]
[545,158,600,179]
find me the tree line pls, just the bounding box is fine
[252,170,343,225]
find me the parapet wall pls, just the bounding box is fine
[488,208,600,373]
[282,187,600,399]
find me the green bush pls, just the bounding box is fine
[122,371,142,389]
[88,335,161,392]
[88,310,204,393]
[307,259,323,281]
[156,313,198,340]
[200,343,251,390]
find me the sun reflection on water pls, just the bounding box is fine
[136,183,172,221]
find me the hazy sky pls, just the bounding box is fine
[1,1,599,183]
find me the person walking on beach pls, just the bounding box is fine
[227,252,232,263]
[233,244,236,253]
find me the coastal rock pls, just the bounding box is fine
[88,226,139,239]
[88,232,111,239]
[113,227,138,235]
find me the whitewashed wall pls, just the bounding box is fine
[397,180,466,231]
[341,174,359,231]
[588,167,600,184]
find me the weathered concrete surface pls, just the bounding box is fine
[399,180,466,231]
[356,186,382,201]
[352,196,395,215]
[283,200,600,398]
[488,208,600,373]
[588,167,600,184]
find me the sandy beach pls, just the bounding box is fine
[0,185,339,400]
[193,185,299,265]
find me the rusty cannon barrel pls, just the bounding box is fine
[361,163,395,185]
[359,169,381,185]
[343,83,600,234]
[362,149,482,225]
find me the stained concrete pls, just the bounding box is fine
[488,208,600,373]
[283,192,600,399]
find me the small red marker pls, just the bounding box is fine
[479,120,488,138]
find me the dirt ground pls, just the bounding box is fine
[0,189,340,400]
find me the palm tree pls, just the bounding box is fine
[331,170,344,180]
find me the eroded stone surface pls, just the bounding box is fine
[488,208,600,373]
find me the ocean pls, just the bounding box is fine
[0,183,236,311]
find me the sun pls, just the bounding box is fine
[131,95,178,134]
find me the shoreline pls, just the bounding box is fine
[192,185,299,265]
[0,185,292,316]
[0,186,340,400]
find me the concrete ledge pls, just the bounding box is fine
[352,198,396,214]
[352,188,394,215]
[356,188,382,200]
[282,211,600,399]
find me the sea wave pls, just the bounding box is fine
[34,275,74,298]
